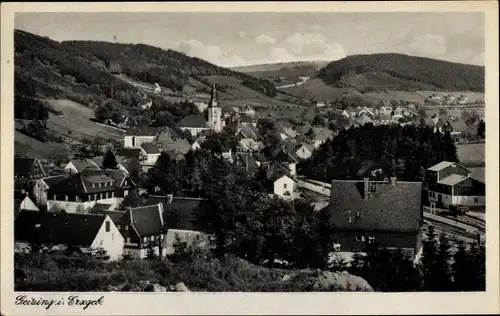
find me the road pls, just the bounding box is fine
[276,77,310,89]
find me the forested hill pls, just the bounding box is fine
[317,53,484,92]
[14,29,277,103]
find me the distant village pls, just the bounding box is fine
[14,84,486,267]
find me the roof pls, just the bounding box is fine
[15,211,106,247]
[233,152,260,173]
[14,157,45,178]
[272,148,297,163]
[15,157,35,177]
[438,174,469,186]
[322,179,422,232]
[427,161,468,172]
[163,197,208,232]
[296,142,314,153]
[176,114,208,128]
[67,159,100,172]
[89,203,114,213]
[163,139,191,155]
[127,204,164,237]
[141,142,160,154]
[125,126,159,136]
[117,148,142,159]
[49,169,119,195]
[41,175,67,188]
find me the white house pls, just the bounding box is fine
[295,143,314,160]
[164,229,209,255]
[153,83,161,94]
[15,195,39,212]
[124,127,159,148]
[139,143,161,168]
[64,159,100,174]
[273,174,298,199]
[14,211,125,261]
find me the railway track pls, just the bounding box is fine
[424,217,480,242]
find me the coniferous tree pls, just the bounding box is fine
[477,119,485,138]
[102,148,118,169]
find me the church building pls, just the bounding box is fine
[207,85,223,133]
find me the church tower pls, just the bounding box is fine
[207,85,222,132]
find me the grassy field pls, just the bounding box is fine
[282,78,485,105]
[15,99,124,159]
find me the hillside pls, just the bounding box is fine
[232,60,329,78]
[317,53,484,92]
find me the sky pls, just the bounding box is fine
[15,12,484,68]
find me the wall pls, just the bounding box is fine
[90,217,125,261]
[124,136,156,148]
[20,197,39,211]
[333,230,419,254]
[179,127,210,137]
[296,147,312,160]
[428,190,453,207]
[274,176,296,198]
[47,197,123,213]
[452,195,485,206]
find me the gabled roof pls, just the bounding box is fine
[125,126,159,136]
[141,142,160,154]
[322,180,422,232]
[295,142,314,153]
[15,157,46,178]
[126,204,164,237]
[272,147,297,163]
[163,139,191,155]
[427,161,469,172]
[438,174,469,186]
[233,152,260,173]
[176,114,208,128]
[49,169,118,195]
[117,148,143,159]
[41,175,67,188]
[66,159,101,173]
[15,211,106,247]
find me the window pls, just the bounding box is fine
[283,183,287,189]
[368,236,375,244]
[75,196,80,202]
[125,225,129,230]
[105,221,110,232]
[361,236,366,242]
[126,237,131,243]
[92,183,96,188]
[117,225,121,230]
[99,240,103,246]
[53,195,57,200]
[355,236,360,242]
[65,195,68,201]
[124,190,129,197]
[143,237,148,243]
[474,197,479,203]
[112,233,114,242]
[111,192,115,198]
[99,183,101,188]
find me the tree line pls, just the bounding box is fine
[299,124,459,182]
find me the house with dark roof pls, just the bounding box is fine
[117,148,143,160]
[32,175,67,206]
[111,203,166,259]
[124,126,159,148]
[136,195,211,255]
[90,156,130,174]
[176,114,210,137]
[320,177,423,259]
[64,158,100,175]
[14,211,124,260]
[15,156,46,181]
[47,169,134,213]
[272,174,298,200]
[14,193,39,219]
[233,151,260,175]
[426,161,485,210]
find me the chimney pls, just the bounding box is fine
[390,176,397,186]
[166,194,173,204]
[363,178,369,200]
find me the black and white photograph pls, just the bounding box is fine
[1,2,499,315]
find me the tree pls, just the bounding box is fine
[102,148,118,169]
[477,119,485,138]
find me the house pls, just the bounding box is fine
[308,127,333,148]
[176,114,211,137]
[91,156,129,174]
[153,83,161,94]
[139,142,161,168]
[241,105,256,117]
[154,127,181,147]
[391,106,405,120]
[442,120,468,136]
[117,148,143,160]
[32,175,67,206]
[124,126,159,148]
[139,99,153,110]
[114,203,166,259]
[354,112,373,126]
[270,147,298,176]
[238,138,260,152]
[47,169,133,213]
[320,177,423,259]
[277,121,298,138]
[14,211,124,260]
[272,174,297,199]
[425,114,446,133]
[190,136,206,151]
[14,194,39,218]
[239,115,258,128]
[64,159,101,174]
[316,101,326,108]
[233,151,260,175]
[14,156,47,181]
[426,161,485,210]
[163,139,192,161]
[294,143,314,160]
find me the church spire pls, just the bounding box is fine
[209,84,218,107]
